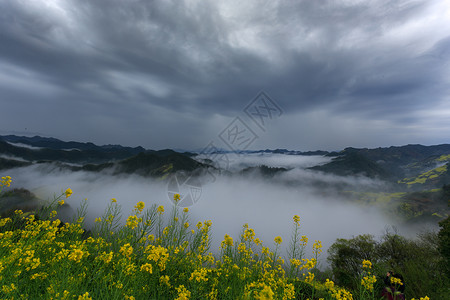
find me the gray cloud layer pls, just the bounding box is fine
[4,160,400,261]
[1,0,449,150]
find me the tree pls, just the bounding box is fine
[438,215,450,277]
[327,234,377,289]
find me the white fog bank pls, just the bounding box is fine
[3,162,408,265]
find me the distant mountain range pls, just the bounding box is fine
[0,135,448,222]
[1,135,449,189]
[310,145,450,189]
[0,135,204,177]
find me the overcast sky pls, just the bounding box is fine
[1,0,449,151]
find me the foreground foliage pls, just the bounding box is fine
[0,176,439,299]
[327,230,449,299]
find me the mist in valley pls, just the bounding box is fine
[2,153,432,265]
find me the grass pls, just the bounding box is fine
[0,176,433,299]
[398,164,448,186]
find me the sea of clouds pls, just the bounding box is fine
[3,153,424,266]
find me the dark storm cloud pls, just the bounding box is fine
[0,0,449,149]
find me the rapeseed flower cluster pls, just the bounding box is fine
[293,214,300,226]
[68,248,88,262]
[175,284,191,300]
[356,259,377,299]
[126,215,142,229]
[0,176,12,195]
[313,240,323,256]
[274,236,283,245]
[189,267,209,282]
[329,287,354,300]
[361,275,376,292]
[140,263,153,274]
[65,188,73,198]
[174,193,181,203]
[119,243,133,258]
[134,201,145,213]
[362,259,372,269]
[0,175,12,187]
[390,276,403,286]
[221,234,234,248]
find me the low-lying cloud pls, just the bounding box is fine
[2,155,425,265]
[196,152,333,172]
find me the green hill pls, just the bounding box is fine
[309,152,390,179]
[115,151,206,177]
[0,157,32,170]
[398,162,450,190]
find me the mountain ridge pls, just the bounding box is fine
[1,135,449,186]
[0,135,448,224]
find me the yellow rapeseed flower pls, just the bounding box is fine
[293,214,300,225]
[146,245,169,271]
[160,275,170,287]
[78,292,92,300]
[390,276,403,286]
[120,243,133,258]
[304,272,315,283]
[0,218,11,227]
[189,268,209,282]
[361,275,376,292]
[157,205,165,214]
[134,201,145,213]
[221,234,234,248]
[175,285,191,300]
[0,176,12,187]
[274,236,283,244]
[252,283,274,300]
[96,251,113,264]
[65,188,73,198]
[68,249,86,263]
[174,193,181,202]
[183,207,189,213]
[111,198,117,203]
[300,235,308,246]
[362,259,372,269]
[1,283,16,293]
[140,263,153,274]
[313,240,322,255]
[126,215,142,229]
[243,228,256,241]
[325,279,335,290]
